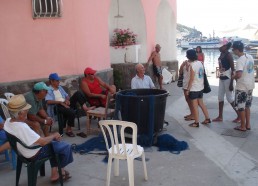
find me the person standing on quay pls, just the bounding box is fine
[196,46,205,63]
[147,44,164,89]
[213,42,240,123]
[231,41,255,131]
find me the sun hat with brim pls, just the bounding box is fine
[84,67,97,75]
[7,94,31,112]
[33,82,50,91]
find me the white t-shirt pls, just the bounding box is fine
[190,60,204,91]
[4,118,41,158]
[131,75,155,89]
[235,53,255,90]
[182,61,191,89]
[53,89,65,102]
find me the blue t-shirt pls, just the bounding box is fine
[0,116,3,123]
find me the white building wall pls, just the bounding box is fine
[108,0,147,63]
[156,0,177,61]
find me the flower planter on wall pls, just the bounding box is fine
[110,44,141,64]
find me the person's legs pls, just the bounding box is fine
[224,79,240,121]
[234,90,247,131]
[52,141,73,168]
[57,105,76,134]
[188,91,199,127]
[213,79,225,121]
[245,90,253,130]
[198,98,210,121]
[183,89,194,118]
[158,75,163,90]
[70,91,95,112]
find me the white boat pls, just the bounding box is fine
[179,40,221,50]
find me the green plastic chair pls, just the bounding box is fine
[5,132,63,186]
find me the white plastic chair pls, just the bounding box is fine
[0,98,10,119]
[99,120,148,186]
[4,92,14,101]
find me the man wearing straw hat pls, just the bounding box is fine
[4,94,73,182]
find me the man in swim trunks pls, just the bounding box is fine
[147,44,163,89]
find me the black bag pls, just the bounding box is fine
[177,74,183,87]
[203,71,211,93]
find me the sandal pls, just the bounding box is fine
[51,173,71,183]
[76,132,87,138]
[65,131,75,137]
[234,126,246,132]
[201,119,211,125]
[189,122,199,128]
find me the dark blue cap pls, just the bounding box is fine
[49,73,60,81]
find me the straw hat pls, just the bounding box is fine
[7,94,31,112]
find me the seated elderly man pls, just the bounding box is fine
[80,67,116,107]
[4,95,73,182]
[131,63,155,89]
[24,82,53,136]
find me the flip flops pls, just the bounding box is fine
[234,126,246,132]
[189,122,199,128]
[65,131,75,137]
[51,173,71,183]
[76,132,87,138]
[201,119,211,125]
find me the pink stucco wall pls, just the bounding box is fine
[0,0,176,83]
[0,0,111,83]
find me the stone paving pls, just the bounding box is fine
[0,75,258,186]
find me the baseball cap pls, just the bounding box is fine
[49,73,60,81]
[232,41,244,51]
[84,67,97,75]
[33,82,50,91]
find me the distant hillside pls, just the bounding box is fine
[177,23,202,38]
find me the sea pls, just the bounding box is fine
[177,48,220,76]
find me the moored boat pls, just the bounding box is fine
[179,40,221,50]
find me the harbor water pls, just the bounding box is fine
[177,48,220,76]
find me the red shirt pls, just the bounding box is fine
[83,77,107,107]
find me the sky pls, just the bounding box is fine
[177,0,258,38]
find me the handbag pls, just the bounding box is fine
[177,73,183,87]
[203,70,211,93]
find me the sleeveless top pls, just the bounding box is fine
[82,77,106,106]
[219,52,231,80]
[197,53,204,63]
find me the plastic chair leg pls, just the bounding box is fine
[77,116,80,130]
[114,159,119,176]
[141,152,148,180]
[16,160,22,186]
[11,149,16,170]
[127,158,134,186]
[39,163,45,176]
[106,156,112,186]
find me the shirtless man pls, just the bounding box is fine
[147,44,163,89]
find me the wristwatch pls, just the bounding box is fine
[44,119,47,125]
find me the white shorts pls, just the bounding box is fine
[218,79,234,103]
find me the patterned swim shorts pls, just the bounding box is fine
[235,89,253,111]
